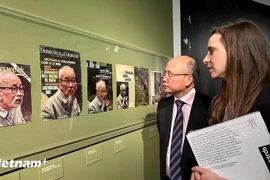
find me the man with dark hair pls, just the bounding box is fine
[157,55,212,180]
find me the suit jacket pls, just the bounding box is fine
[157,90,212,180]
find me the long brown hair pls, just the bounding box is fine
[209,19,270,125]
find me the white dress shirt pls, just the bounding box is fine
[166,88,196,177]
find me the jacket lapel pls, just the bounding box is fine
[164,96,174,153]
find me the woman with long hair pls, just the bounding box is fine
[191,19,270,180]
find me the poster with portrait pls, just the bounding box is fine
[134,67,149,107]
[87,60,113,114]
[0,63,31,128]
[115,64,135,109]
[40,45,82,121]
[150,71,168,104]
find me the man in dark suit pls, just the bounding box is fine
[157,56,212,180]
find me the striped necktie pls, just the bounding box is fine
[170,99,184,180]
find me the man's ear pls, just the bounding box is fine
[185,75,193,86]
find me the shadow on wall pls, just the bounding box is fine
[141,124,160,180]
[140,111,160,180]
[181,0,270,98]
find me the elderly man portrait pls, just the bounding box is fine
[0,71,26,127]
[116,83,129,109]
[88,80,110,114]
[42,65,81,120]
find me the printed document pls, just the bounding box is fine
[186,111,270,180]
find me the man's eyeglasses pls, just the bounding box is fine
[59,79,77,84]
[97,90,107,94]
[162,71,191,79]
[0,85,25,94]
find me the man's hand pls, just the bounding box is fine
[102,98,110,111]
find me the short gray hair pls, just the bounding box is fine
[0,71,19,86]
[58,66,75,79]
[120,83,126,90]
[96,80,106,90]
[186,59,200,84]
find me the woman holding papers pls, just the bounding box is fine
[191,19,270,180]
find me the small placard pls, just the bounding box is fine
[149,126,158,138]
[85,144,103,166]
[39,159,64,180]
[114,136,126,154]
[0,173,20,180]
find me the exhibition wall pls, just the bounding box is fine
[0,0,173,178]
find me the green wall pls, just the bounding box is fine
[0,0,173,57]
[0,125,159,180]
[0,1,172,179]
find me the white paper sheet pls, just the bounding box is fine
[186,112,270,180]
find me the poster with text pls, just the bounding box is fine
[0,63,32,128]
[135,67,149,106]
[115,64,135,109]
[40,45,82,121]
[150,71,168,104]
[87,60,113,114]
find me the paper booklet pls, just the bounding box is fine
[186,111,270,180]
